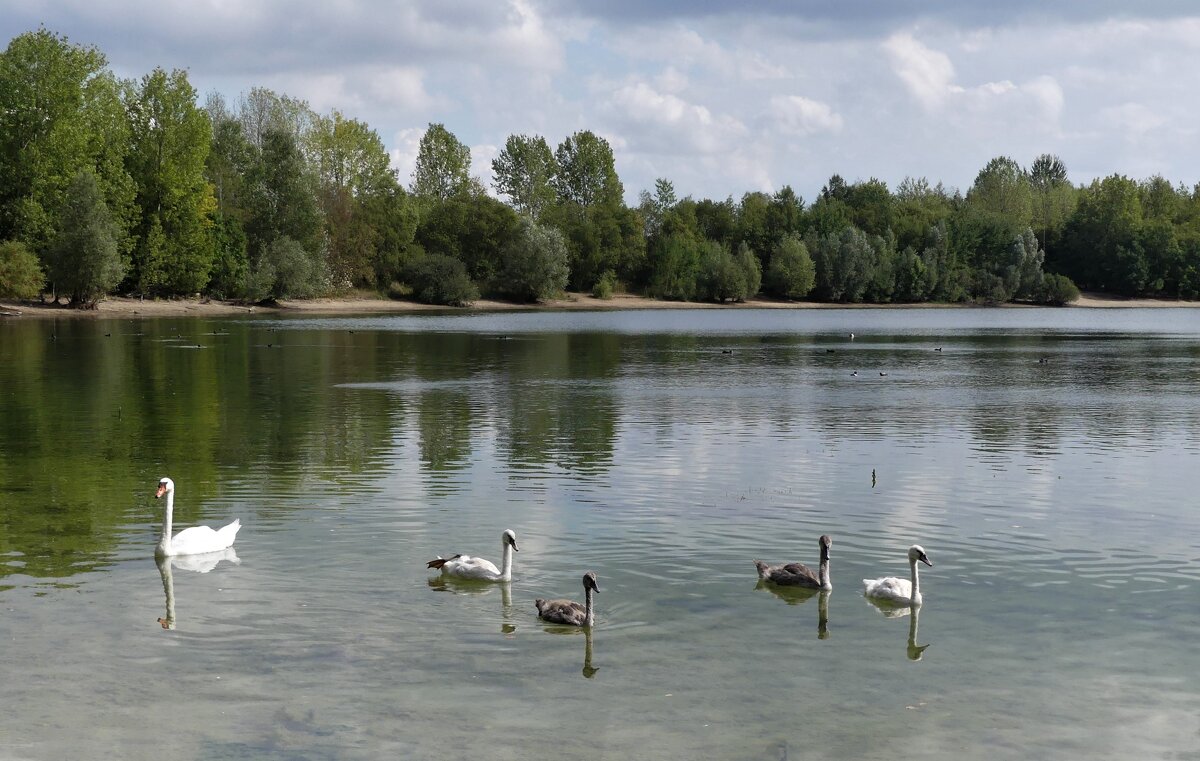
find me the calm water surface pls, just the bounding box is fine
[2,308,1200,760]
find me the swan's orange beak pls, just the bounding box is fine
[155,484,167,499]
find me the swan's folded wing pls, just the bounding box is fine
[537,598,585,624]
[761,562,820,586]
[779,562,820,583]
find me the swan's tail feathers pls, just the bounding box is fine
[426,554,461,569]
[217,519,241,544]
[753,560,770,579]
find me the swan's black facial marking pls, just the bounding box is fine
[918,552,933,567]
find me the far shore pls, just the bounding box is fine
[2,291,1199,319]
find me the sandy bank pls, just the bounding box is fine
[1,291,1197,319]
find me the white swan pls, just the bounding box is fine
[426,529,519,582]
[536,571,599,627]
[754,534,832,590]
[154,477,240,557]
[862,544,932,605]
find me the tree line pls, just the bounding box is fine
[5,29,1200,308]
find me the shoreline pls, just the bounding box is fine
[2,291,1198,319]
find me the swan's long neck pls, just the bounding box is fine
[500,541,513,581]
[157,490,175,556]
[584,585,595,627]
[818,552,832,591]
[909,558,922,603]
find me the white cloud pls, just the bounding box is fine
[605,81,746,156]
[655,66,689,94]
[366,67,435,111]
[1023,75,1065,121]
[883,33,957,110]
[767,95,844,136]
[1101,103,1166,137]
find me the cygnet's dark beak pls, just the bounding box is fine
[920,555,933,567]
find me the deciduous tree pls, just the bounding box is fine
[492,134,557,220]
[46,170,124,306]
[411,123,472,202]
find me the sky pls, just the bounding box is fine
[4,1,1200,205]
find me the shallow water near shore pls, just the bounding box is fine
[2,307,1200,760]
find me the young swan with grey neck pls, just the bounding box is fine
[536,571,600,627]
[863,545,933,605]
[426,529,519,582]
[754,534,833,590]
[154,477,241,557]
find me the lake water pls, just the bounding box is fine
[2,307,1200,760]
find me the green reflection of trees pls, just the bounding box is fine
[0,318,399,583]
[497,333,619,475]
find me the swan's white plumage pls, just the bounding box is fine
[862,575,914,601]
[863,544,932,606]
[428,529,518,582]
[154,477,240,557]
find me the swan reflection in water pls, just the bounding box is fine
[755,582,832,639]
[155,547,240,630]
[426,576,516,634]
[864,597,929,660]
[540,624,599,679]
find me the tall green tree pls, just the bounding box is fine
[1029,154,1075,259]
[492,134,557,220]
[694,197,738,248]
[1060,175,1143,293]
[237,86,316,150]
[410,123,473,202]
[46,169,125,306]
[765,233,815,299]
[552,130,622,209]
[0,29,135,260]
[244,129,320,257]
[967,156,1032,227]
[808,226,879,303]
[311,110,405,287]
[892,176,953,254]
[243,129,324,297]
[638,178,678,240]
[125,67,215,294]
